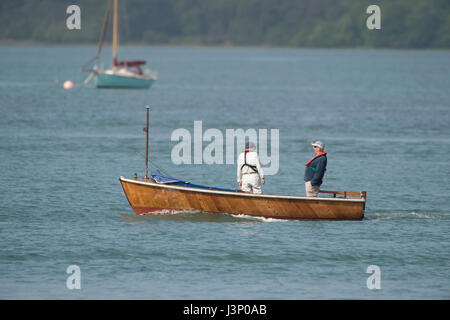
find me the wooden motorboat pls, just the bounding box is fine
[119,108,366,220]
[120,175,366,220]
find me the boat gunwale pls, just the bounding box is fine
[119,176,366,203]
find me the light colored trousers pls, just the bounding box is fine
[305,181,320,197]
[241,173,262,194]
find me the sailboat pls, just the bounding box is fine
[83,0,157,89]
[119,108,367,220]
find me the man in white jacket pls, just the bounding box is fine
[237,142,265,194]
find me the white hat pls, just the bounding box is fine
[311,141,325,150]
[245,141,256,151]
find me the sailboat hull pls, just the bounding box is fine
[95,72,155,88]
[119,177,366,220]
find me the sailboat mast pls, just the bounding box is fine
[144,106,150,180]
[112,0,118,71]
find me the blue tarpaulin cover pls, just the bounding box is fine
[151,170,243,193]
[151,170,186,184]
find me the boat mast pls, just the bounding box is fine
[112,0,118,71]
[144,106,150,179]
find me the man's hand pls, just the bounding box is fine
[262,178,265,185]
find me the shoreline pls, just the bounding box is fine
[1,40,449,51]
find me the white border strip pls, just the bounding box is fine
[119,177,365,203]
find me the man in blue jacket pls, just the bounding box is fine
[304,141,327,197]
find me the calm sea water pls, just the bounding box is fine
[0,46,449,299]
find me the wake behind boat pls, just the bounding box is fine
[119,108,367,220]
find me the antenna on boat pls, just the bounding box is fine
[144,106,150,180]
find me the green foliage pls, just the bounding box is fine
[0,0,449,48]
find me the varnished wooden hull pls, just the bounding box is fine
[119,177,365,220]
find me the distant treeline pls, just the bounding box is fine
[1,0,449,48]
